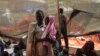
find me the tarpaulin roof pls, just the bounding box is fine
[67,3,100,34]
[0,0,100,36]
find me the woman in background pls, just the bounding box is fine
[42,15,57,56]
[76,41,98,56]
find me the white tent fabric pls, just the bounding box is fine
[0,0,100,35]
[67,3,100,34]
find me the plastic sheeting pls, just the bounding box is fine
[67,3,100,34]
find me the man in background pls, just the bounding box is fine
[59,8,68,55]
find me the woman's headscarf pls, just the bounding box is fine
[41,15,57,40]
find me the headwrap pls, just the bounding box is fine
[41,15,57,40]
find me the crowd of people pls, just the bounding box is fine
[0,38,25,56]
[0,8,98,56]
[0,38,98,56]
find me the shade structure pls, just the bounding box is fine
[0,0,100,46]
[67,3,100,34]
[0,0,100,35]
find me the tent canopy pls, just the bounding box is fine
[67,3,100,34]
[0,0,100,36]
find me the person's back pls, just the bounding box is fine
[76,48,97,56]
[83,41,97,56]
[75,41,98,56]
[83,50,97,56]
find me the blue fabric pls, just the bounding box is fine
[0,44,4,52]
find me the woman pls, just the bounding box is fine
[76,41,98,56]
[26,10,45,56]
[26,9,57,56]
[41,15,57,56]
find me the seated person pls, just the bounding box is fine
[75,41,98,56]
